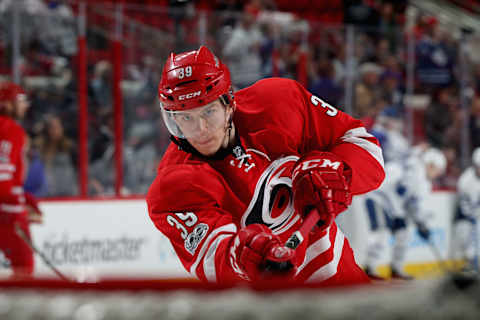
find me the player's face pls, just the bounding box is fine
[426,163,444,181]
[14,94,30,120]
[174,100,230,156]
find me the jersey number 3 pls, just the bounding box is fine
[311,95,338,117]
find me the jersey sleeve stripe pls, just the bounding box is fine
[11,186,23,195]
[297,227,331,274]
[0,164,15,172]
[189,223,237,276]
[0,203,24,213]
[305,227,345,283]
[341,127,385,168]
[203,234,232,282]
[0,173,13,181]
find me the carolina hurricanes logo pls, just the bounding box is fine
[241,156,300,235]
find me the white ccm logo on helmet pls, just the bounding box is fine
[178,91,201,100]
[292,158,341,180]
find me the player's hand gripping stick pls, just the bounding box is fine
[264,208,321,273]
[263,152,352,274]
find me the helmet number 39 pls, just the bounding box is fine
[178,66,193,79]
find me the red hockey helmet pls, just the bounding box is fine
[158,46,233,139]
[158,46,232,111]
[0,81,25,103]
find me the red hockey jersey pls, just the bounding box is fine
[0,115,27,222]
[147,78,385,284]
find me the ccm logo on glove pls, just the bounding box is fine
[291,152,352,228]
[292,158,342,180]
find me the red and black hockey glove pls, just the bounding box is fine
[231,224,296,281]
[292,151,352,229]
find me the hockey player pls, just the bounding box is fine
[0,81,41,278]
[451,147,480,271]
[147,46,385,285]
[363,147,447,280]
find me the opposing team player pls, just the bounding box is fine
[451,147,480,271]
[363,147,446,280]
[0,81,41,278]
[147,46,385,284]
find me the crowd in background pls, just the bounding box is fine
[0,0,479,197]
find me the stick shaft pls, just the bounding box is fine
[285,208,321,249]
[14,223,71,281]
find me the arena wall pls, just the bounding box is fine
[28,192,459,280]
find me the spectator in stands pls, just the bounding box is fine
[377,1,399,52]
[308,58,343,107]
[380,70,403,110]
[89,60,112,115]
[382,54,402,76]
[424,86,457,148]
[276,39,299,80]
[331,45,349,85]
[125,123,158,194]
[88,111,141,196]
[354,62,382,118]
[43,0,77,56]
[24,146,48,198]
[34,114,77,197]
[168,0,195,51]
[257,20,276,78]
[372,38,393,66]
[214,0,245,30]
[89,141,137,196]
[355,32,376,66]
[222,7,262,88]
[469,96,480,150]
[416,19,455,93]
[343,0,380,30]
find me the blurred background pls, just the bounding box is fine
[2,1,480,319]
[2,0,479,198]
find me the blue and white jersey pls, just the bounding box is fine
[370,123,409,163]
[457,167,480,218]
[367,153,432,222]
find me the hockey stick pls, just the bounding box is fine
[422,234,453,274]
[284,208,322,250]
[404,207,453,275]
[14,223,71,281]
[472,219,479,272]
[265,208,321,272]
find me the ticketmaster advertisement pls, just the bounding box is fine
[30,199,191,280]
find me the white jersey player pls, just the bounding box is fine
[451,147,480,271]
[363,147,447,279]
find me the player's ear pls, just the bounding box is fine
[225,103,235,129]
[225,100,233,117]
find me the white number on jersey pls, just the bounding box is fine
[310,95,338,117]
[166,211,198,240]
